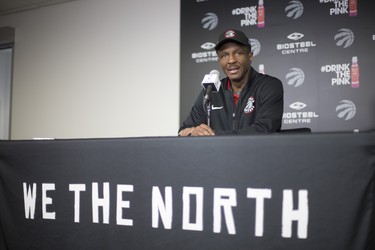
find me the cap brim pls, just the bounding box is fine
[215,39,250,51]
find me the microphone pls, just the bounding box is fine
[201,70,221,92]
[202,70,221,104]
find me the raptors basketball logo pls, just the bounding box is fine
[244,96,255,114]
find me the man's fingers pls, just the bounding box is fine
[193,124,215,136]
[179,127,194,136]
[179,124,215,137]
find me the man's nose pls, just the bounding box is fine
[228,53,237,63]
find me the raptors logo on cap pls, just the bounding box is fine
[225,30,236,38]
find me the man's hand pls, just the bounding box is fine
[179,124,215,136]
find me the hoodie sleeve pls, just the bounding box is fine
[179,90,208,133]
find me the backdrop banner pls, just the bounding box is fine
[180,0,375,133]
[0,133,375,249]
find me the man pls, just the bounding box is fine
[179,29,284,136]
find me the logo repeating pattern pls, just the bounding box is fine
[285,0,304,19]
[336,100,356,120]
[283,101,319,125]
[249,38,261,56]
[182,0,373,133]
[319,0,357,16]
[202,13,218,30]
[334,28,354,48]
[286,68,305,87]
[277,32,317,55]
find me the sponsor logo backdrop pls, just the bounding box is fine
[180,0,375,132]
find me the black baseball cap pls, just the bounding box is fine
[215,29,251,51]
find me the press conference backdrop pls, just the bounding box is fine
[180,0,375,133]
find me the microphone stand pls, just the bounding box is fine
[206,100,211,127]
[203,85,212,127]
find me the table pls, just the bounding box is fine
[0,132,374,249]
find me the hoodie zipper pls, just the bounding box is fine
[232,93,241,131]
[232,112,236,130]
[231,90,236,131]
[228,79,245,132]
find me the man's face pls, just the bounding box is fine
[217,42,253,83]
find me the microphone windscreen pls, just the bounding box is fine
[210,70,220,77]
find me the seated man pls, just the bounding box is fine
[179,29,284,136]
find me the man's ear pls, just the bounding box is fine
[248,52,253,63]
